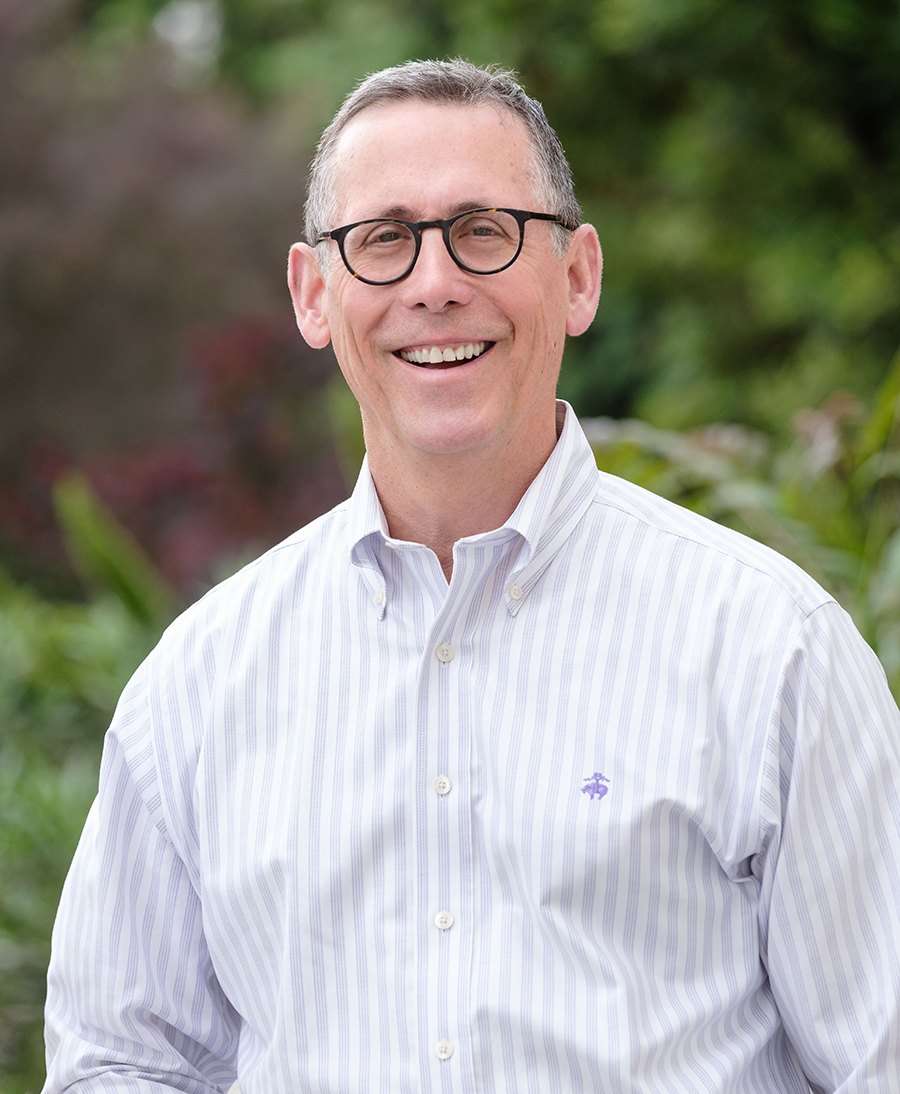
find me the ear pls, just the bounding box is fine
[565,224,603,337]
[288,242,332,349]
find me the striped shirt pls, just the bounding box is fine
[45,404,900,1093]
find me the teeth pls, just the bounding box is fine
[399,341,487,365]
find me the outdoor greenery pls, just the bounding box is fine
[0,482,173,1093]
[2,0,899,1090]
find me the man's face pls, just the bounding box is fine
[295,100,594,465]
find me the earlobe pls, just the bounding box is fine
[288,243,332,349]
[565,225,603,338]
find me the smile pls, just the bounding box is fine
[397,341,491,367]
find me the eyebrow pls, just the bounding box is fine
[372,200,495,222]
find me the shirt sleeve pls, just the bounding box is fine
[43,658,240,1094]
[760,600,900,1091]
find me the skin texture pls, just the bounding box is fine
[289,101,602,578]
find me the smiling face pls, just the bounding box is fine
[290,100,600,477]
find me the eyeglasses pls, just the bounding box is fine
[317,207,576,286]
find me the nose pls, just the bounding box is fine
[397,226,474,311]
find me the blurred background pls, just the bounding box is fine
[1,0,898,1088]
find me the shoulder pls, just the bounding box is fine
[167,496,352,643]
[104,498,355,842]
[124,497,353,733]
[211,495,352,597]
[586,469,834,621]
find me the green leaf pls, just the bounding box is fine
[327,376,366,488]
[52,474,176,632]
[858,345,900,463]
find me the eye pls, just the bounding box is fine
[359,221,414,248]
[460,218,502,237]
[453,212,516,245]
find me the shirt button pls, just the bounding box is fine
[433,775,452,795]
[374,590,385,605]
[509,583,523,600]
[436,1040,454,1060]
[435,910,454,930]
[435,643,454,663]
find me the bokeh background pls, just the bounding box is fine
[1,0,899,1088]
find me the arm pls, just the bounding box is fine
[44,662,240,1093]
[761,602,900,1091]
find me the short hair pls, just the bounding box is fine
[304,58,581,261]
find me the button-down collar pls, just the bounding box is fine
[347,401,600,613]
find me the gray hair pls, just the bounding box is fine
[304,59,581,262]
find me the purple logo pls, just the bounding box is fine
[582,772,610,800]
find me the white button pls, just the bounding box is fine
[509,583,523,600]
[433,775,452,795]
[435,910,454,930]
[436,1040,454,1060]
[435,643,454,663]
[374,590,384,605]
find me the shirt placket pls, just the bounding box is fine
[415,567,480,1093]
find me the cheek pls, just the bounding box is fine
[323,278,373,343]
[513,266,568,328]
[523,294,565,354]
[326,307,376,369]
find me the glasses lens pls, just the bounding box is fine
[343,221,416,282]
[449,210,521,272]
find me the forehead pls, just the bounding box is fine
[329,100,539,222]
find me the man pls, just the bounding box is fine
[45,59,900,1093]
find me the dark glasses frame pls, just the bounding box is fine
[317,207,577,285]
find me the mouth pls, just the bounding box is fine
[395,341,493,368]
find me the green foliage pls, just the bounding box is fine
[0,751,99,1094]
[327,375,367,487]
[588,345,900,699]
[0,493,172,1092]
[53,474,177,632]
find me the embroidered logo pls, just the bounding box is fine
[582,772,610,800]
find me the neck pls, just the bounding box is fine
[366,405,563,581]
